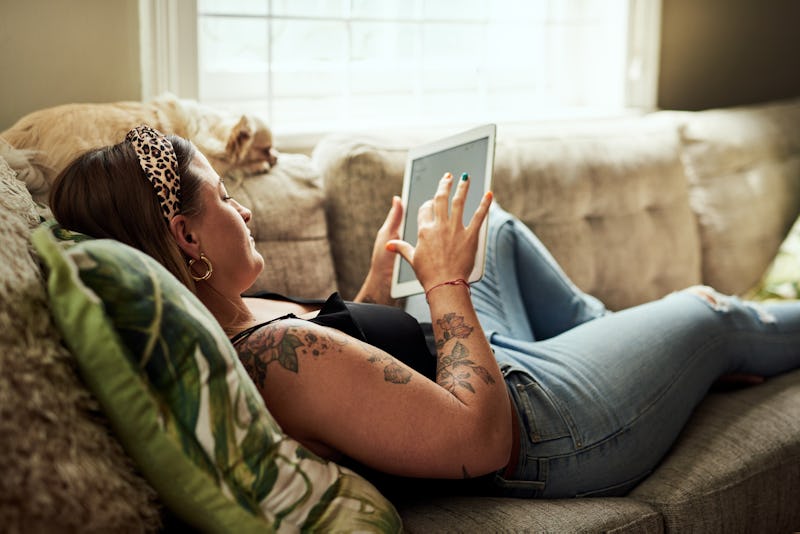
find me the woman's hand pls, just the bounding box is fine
[354,196,404,304]
[388,172,493,292]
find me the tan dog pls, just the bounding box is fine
[0,94,277,201]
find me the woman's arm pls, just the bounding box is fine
[237,317,511,479]
[387,172,510,471]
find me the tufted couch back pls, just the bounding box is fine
[312,98,800,311]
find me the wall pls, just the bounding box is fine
[0,0,141,130]
[658,0,800,110]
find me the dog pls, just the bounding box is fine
[0,94,277,201]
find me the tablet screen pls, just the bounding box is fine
[393,125,494,302]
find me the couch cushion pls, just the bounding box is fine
[315,117,702,310]
[226,153,337,298]
[679,98,800,295]
[0,157,161,531]
[629,369,800,533]
[32,223,401,533]
[396,495,663,533]
[493,115,701,310]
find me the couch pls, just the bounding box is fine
[1,97,799,532]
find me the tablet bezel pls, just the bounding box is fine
[390,123,497,299]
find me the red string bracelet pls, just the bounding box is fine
[425,278,471,302]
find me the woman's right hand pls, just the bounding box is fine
[387,172,493,292]
[354,195,404,304]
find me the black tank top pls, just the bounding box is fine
[231,292,437,380]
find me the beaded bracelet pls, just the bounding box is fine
[425,278,471,302]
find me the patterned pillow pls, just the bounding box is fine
[32,222,401,533]
[746,215,800,301]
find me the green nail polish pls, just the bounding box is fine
[461,173,469,181]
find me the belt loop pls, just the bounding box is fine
[539,458,549,483]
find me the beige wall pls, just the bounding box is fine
[2,1,799,131]
[659,0,800,110]
[0,0,141,130]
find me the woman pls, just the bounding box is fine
[50,125,800,498]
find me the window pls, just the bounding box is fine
[140,0,661,134]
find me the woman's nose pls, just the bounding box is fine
[240,204,252,223]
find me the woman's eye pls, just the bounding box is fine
[222,195,232,202]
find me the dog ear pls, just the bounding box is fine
[224,115,254,163]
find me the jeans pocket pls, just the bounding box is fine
[511,373,575,444]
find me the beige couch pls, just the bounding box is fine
[2,98,799,532]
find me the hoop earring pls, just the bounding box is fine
[189,253,213,282]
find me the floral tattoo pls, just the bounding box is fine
[235,323,346,389]
[367,351,412,384]
[234,322,412,388]
[434,313,494,394]
[435,312,474,350]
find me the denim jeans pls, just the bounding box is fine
[471,206,800,498]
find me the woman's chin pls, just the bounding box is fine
[253,256,266,278]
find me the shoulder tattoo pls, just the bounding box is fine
[234,322,411,388]
[235,323,346,389]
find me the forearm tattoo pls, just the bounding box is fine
[435,312,475,350]
[235,322,412,388]
[434,313,495,394]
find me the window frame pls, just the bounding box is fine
[139,0,662,133]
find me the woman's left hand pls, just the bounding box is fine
[354,196,404,304]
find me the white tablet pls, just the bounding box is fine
[391,124,497,299]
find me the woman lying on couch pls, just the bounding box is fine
[49,125,800,499]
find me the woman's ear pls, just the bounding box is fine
[170,214,201,259]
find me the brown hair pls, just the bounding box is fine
[50,135,204,291]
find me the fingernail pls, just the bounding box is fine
[385,243,396,252]
[444,172,453,179]
[486,191,494,201]
[461,173,469,181]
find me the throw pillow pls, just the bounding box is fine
[746,214,800,301]
[679,98,800,296]
[32,222,401,533]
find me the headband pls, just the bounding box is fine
[125,125,181,222]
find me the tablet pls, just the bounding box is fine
[391,124,497,299]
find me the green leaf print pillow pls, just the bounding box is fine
[32,222,401,533]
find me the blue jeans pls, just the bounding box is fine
[471,206,800,498]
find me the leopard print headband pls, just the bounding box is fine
[125,125,181,223]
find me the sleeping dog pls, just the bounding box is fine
[0,94,277,201]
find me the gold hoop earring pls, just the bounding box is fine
[189,253,213,282]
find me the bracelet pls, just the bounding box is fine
[425,278,471,302]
